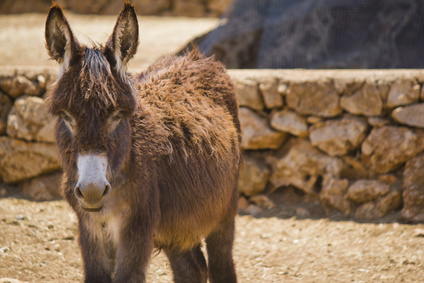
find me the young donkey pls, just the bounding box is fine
[45,3,241,283]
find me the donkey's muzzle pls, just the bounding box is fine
[75,154,110,212]
[74,181,110,212]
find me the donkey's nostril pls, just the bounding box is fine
[103,184,111,197]
[75,186,84,199]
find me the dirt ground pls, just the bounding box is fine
[2,12,424,283]
[1,193,424,283]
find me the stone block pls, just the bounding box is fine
[0,75,44,99]
[21,172,63,201]
[386,79,420,108]
[392,103,424,128]
[234,78,264,110]
[270,109,308,137]
[340,83,382,116]
[239,107,286,150]
[259,79,283,109]
[267,139,345,194]
[309,115,368,156]
[0,137,60,183]
[6,96,55,143]
[238,155,271,197]
[320,175,352,215]
[286,81,341,117]
[402,153,424,222]
[345,179,390,203]
[361,126,424,174]
[0,91,12,135]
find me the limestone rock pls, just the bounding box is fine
[354,202,378,219]
[234,78,264,110]
[354,189,402,219]
[267,139,344,194]
[6,96,55,143]
[361,126,424,174]
[0,92,12,135]
[392,103,424,128]
[286,81,342,117]
[21,172,63,201]
[309,115,368,156]
[340,84,383,116]
[239,107,286,150]
[367,116,390,128]
[345,179,390,203]
[270,109,308,137]
[0,75,44,99]
[376,190,402,216]
[320,175,352,215]
[238,155,271,196]
[402,153,424,222]
[306,116,323,124]
[0,137,61,183]
[259,79,283,109]
[340,156,370,180]
[386,79,420,108]
[249,194,275,209]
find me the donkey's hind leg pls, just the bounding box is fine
[206,214,237,283]
[165,244,207,283]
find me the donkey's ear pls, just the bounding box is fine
[45,4,80,71]
[104,2,139,75]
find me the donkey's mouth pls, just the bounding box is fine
[81,205,103,212]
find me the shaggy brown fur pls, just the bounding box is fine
[45,3,240,283]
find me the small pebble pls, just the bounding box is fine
[296,207,311,218]
[0,246,10,253]
[245,204,263,217]
[414,228,424,237]
[16,215,26,221]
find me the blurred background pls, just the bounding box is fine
[2,0,424,69]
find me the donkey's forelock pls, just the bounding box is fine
[82,47,112,80]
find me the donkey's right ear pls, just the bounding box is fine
[45,4,80,72]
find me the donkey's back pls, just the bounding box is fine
[133,49,241,251]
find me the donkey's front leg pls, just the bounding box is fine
[79,220,113,283]
[113,216,155,283]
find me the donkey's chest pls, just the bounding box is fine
[86,208,123,246]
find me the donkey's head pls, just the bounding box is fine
[45,3,139,212]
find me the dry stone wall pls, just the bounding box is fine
[231,69,424,222]
[1,67,424,222]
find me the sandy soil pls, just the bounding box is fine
[1,195,424,283]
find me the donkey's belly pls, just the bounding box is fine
[154,183,233,251]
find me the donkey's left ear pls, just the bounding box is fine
[45,4,80,71]
[104,2,139,75]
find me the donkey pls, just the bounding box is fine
[45,2,241,283]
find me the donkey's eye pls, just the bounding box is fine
[60,111,75,128]
[108,110,126,132]
[112,111,125,121]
